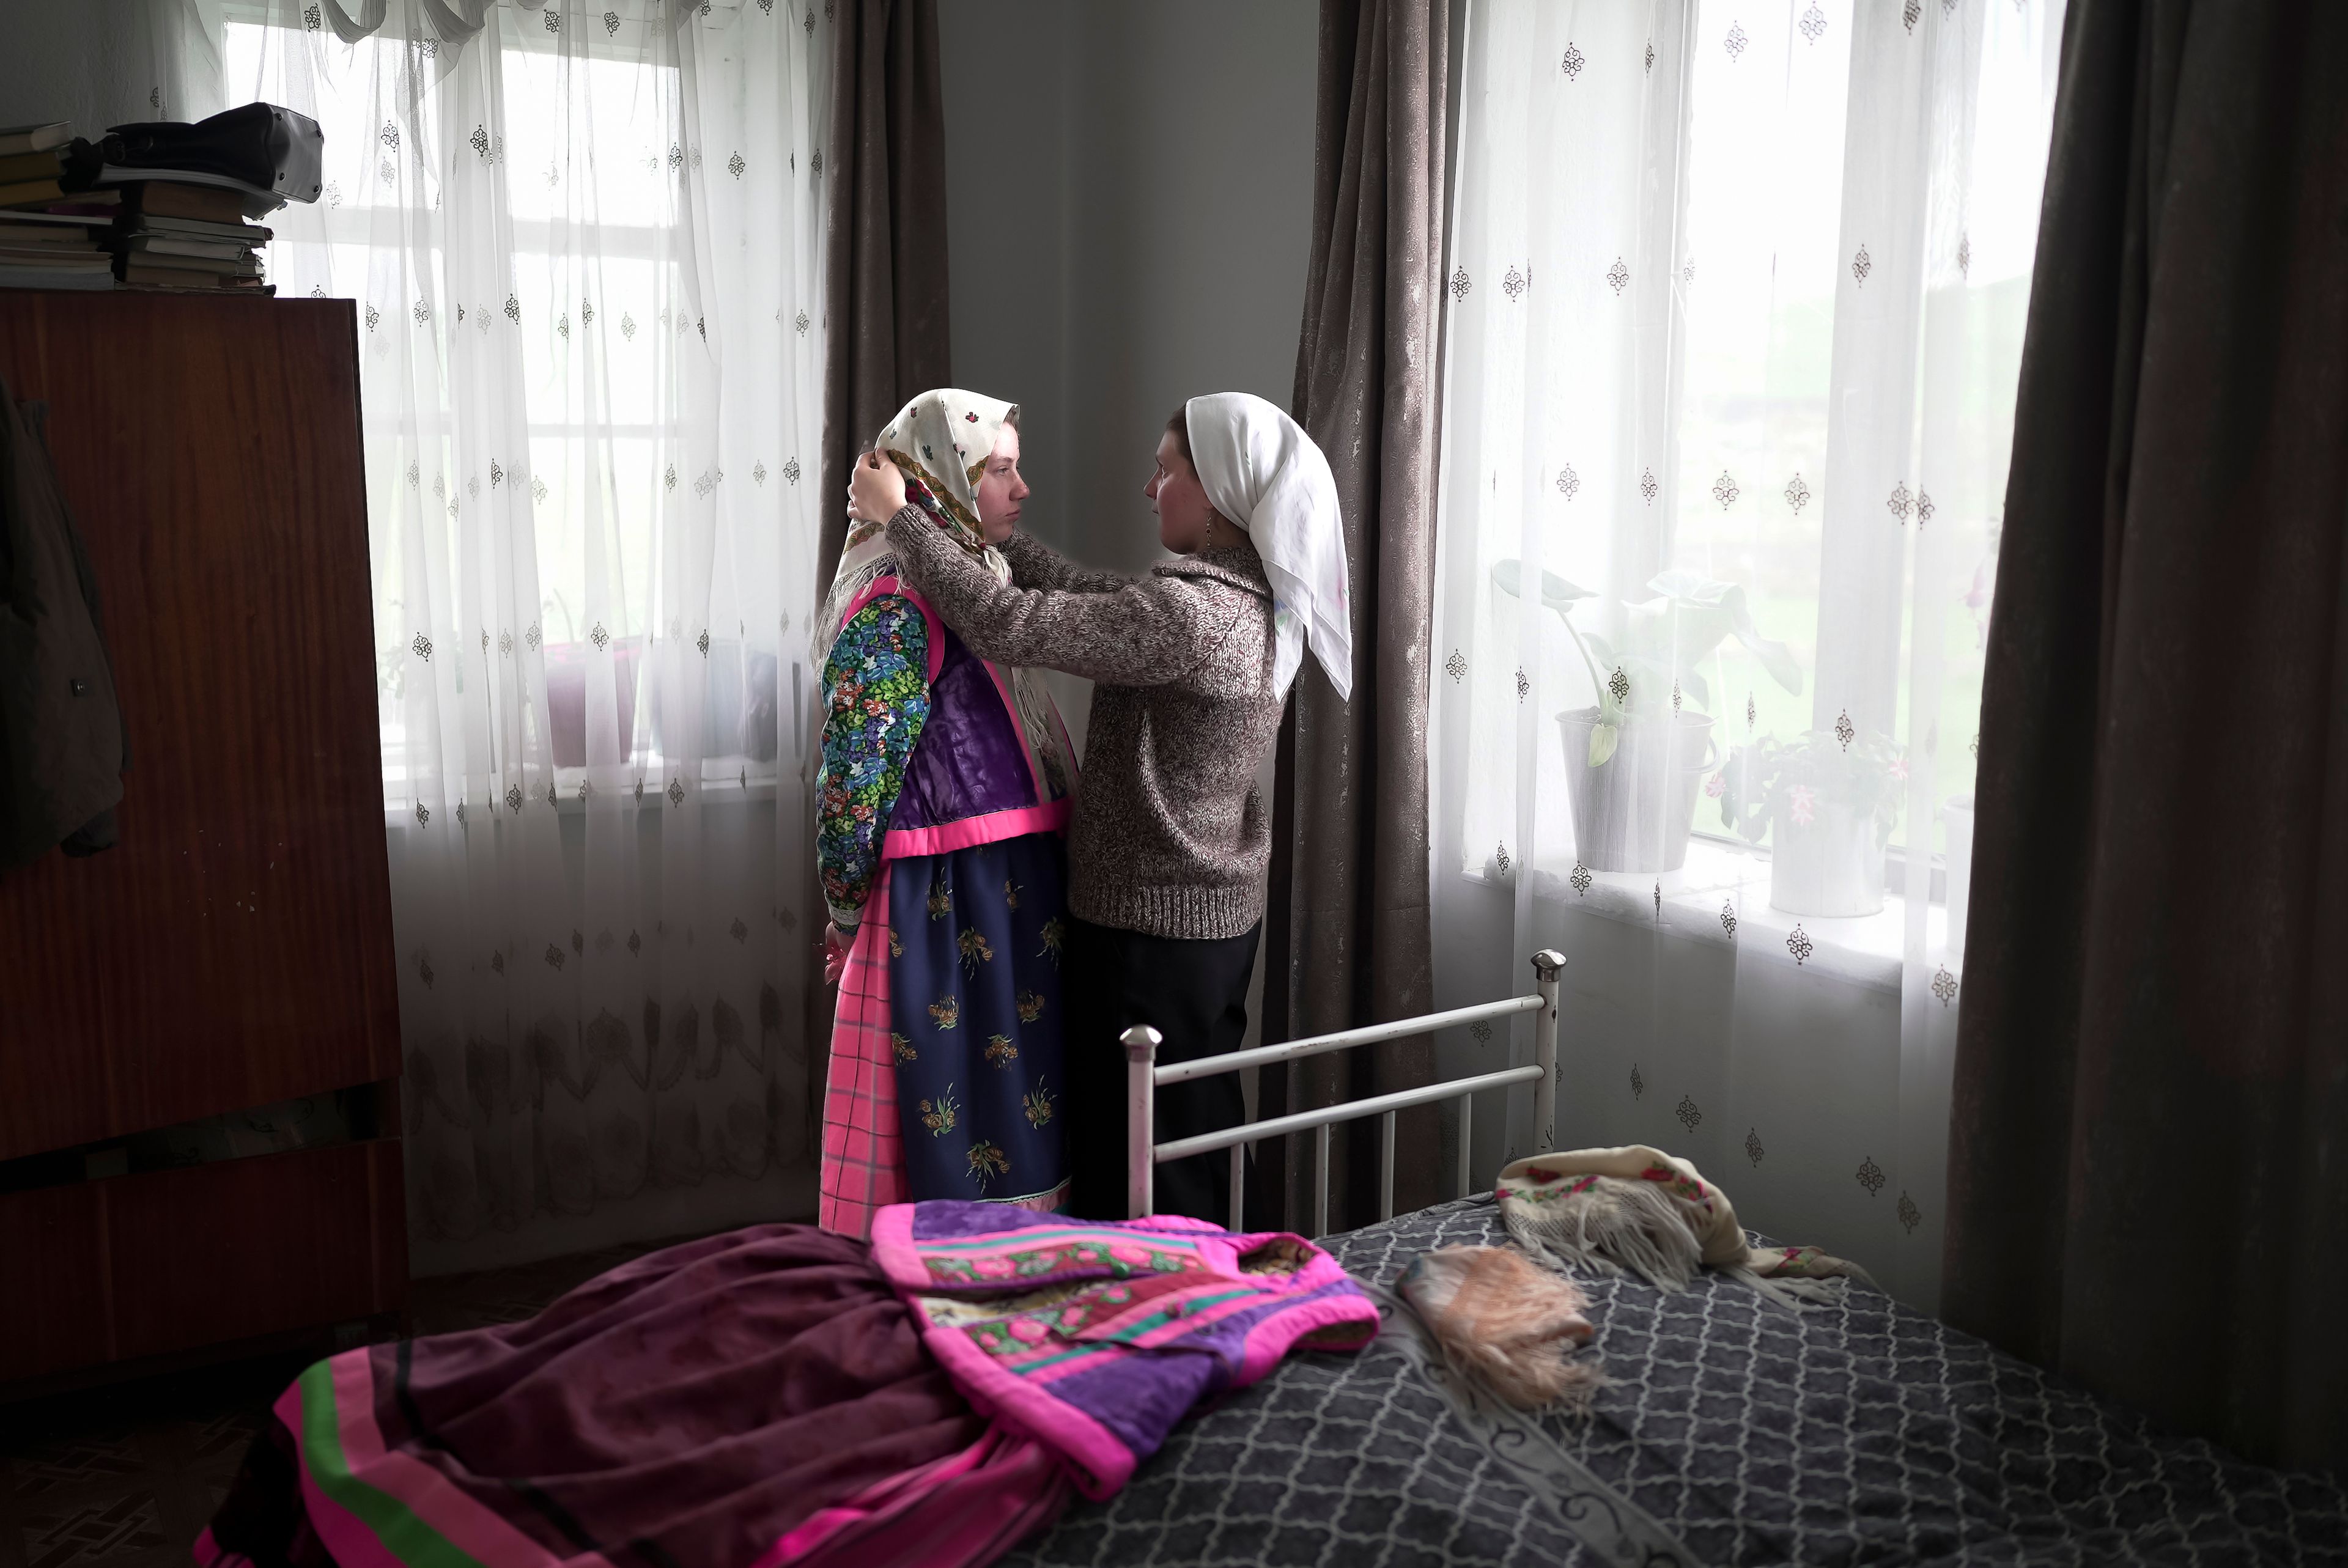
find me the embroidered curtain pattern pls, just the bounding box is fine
[224,0,830,1262]
[1429,0,2061,1306]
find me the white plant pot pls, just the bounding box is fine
[1554,708,1716,874]
[1767,799,1884,918]
[1943,793,1975,958]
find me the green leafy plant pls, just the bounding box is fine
[1493,562,1803,765]
[1715,728,1906,848]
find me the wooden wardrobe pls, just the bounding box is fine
[0,290,405,1390]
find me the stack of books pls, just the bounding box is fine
[0,122,116,290]
[115,182,272,292]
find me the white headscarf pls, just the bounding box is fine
[1183,392,1352,701]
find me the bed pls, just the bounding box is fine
[1010,957,2348,1567]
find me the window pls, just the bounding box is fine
[222,1,824,804]
[1434,0,2061,916]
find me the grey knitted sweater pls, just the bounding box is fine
[884,510,1282,940]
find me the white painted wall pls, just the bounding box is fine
[936,1,1320,1080]
[937,0,1319,578]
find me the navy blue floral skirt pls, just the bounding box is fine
[886,833,1070,1210]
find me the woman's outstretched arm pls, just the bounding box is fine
[887,508,1239,688]
[815,595,931,933]
[1000,532,1129,594]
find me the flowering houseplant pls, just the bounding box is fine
[1493,562,1803,762]
[1715,727,1906,847]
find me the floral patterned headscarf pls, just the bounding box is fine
[813,388,1020,669]
[877,388,1020,550]
[1496,1144,1869,1309]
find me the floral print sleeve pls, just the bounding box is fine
[818,595,932,932]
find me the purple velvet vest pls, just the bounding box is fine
[868,579,1076,860]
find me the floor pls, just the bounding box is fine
[0,1239,676,1568]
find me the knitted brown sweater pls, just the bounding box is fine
[884,510,1282,940]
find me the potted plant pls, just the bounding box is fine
[1495,562,1803,873]
[1715,727,1905,916]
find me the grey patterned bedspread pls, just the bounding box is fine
[1009,1198,2347,1568]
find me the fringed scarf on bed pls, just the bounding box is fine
[1496,1145,1870,1309]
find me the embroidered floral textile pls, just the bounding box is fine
[890,838,1069,1211]
[869,1203,1379,1498]
[817,595,931,929]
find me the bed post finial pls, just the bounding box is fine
[1530,951,1564,1150]
[1124,1025,1162,1220]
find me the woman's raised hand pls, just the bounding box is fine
[847,447,908,523]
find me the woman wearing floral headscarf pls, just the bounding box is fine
[813,389,1081,1239]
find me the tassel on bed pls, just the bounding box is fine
[1397,1245,1605,1415]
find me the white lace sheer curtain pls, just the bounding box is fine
[216,0,830,1265]
[1430,0,2060,1307]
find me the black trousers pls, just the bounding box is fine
[1063,916,1271,1228]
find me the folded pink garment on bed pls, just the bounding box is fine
[869,1201,1381,1498]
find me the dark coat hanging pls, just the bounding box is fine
[0,381,124,868]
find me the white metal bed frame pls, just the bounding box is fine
[1124,950,1566,1235]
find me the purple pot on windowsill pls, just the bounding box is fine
[542,636,781,768]
[543,637,642,768]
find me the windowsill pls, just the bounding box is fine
[383,770,783,828]
[1466,835,1960,994]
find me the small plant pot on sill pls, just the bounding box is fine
[1767,799,1883,918]
[1556,707,1716,874]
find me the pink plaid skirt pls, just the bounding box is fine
[820,876,906,1239]
[819,856,1074,1239]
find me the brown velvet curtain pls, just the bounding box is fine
[810,0,951,1071]
[1944,0,2348,1474]
[818,0,952,592]
[1260,0,1449,1232]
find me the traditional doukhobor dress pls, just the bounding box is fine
[814,390,1082,1238]
[196,1205,1378,1568]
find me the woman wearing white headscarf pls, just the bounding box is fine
[849,391,1349,1224]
